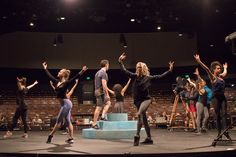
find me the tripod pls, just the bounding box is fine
[211,119,236,146]
[168,94,191,130]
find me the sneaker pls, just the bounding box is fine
[91,124,99,129]
[141,137,153,145]
[3,131,12,139]
[195,131,202,135]
[22,133,28,138]
[133,135,140,146]
[100,117,108,121]
[65,138,74,144]
[46,135,53,143]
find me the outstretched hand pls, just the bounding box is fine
[223,62,228,69]
[34,80,38,85]
[75,79,79,83]
[42,62,47,69]
[169,61,174,71]
[194,54,201,62]
[118,53,126,62]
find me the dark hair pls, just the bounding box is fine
[100,59,109,67]
[113,84,123,96]
[210,61,223,73]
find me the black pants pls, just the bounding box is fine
[212,94,227,135]
[10,107,28,133]
[136,99,152,138]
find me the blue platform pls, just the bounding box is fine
[82,113,145,139]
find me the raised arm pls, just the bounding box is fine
[194,54,215,82]
[193,68,203,80]
[219,62,228,78]
[187,78,196,88]
[49,81,56,91]
[66,79,79,98]
[42,62,59,83]
[121,78,131,95]
[26,80,38,90]
[68,66,88,83]
[118,53,136,78]
[149,61,174,80]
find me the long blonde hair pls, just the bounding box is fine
[136,62,150,76]
[61,69,71,80]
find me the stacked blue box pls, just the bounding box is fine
[82,113,145,139]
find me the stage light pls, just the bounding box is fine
[29,22,34,27]
[60,17,65,20]
[210,44,214,47]
[120,34,128,48]
[225,32,236,55]
[130,18,135,22]
[178,33,183,37]
[53,38,57,47]
[231,84,235,87]
[157,26,161,30]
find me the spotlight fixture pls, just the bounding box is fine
[120,34,127,48]
[157,26,161,30]
[60,17,65,20]
[29,22,34,27]
[130,18,135,22]
[53,37,57,47]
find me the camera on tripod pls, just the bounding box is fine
[172,76,189,96]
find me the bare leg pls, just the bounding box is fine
[101,101,111,118]
[93,106,102,126]
[68,123,73,139]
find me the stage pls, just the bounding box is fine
[0,129,236,157]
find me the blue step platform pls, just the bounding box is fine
[82,113,145,139]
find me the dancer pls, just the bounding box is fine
[194,54,231,139]
[50,79,79,134]
[118,53,174,146]
[92,60,111,129]
[180,81,197,131]
[42,62,87,144]
[107,78,131,113]
[186,70,212,134]
[3,77,38,138]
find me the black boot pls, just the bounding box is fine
[133,135,140,146]
[141,137,153,145]
[46,135,53,143]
